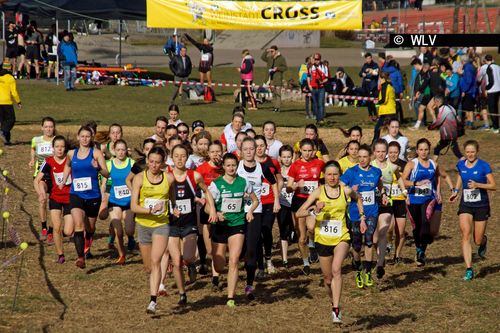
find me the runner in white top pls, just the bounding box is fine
[262,121,283,160]
[381,119,409,161]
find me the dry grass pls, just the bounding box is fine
[0,125,499,332]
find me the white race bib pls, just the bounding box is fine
[221,197,242,213]
[175,199,192,214]
[73,177,92,192]
[301,181,318,195]
[360,191,375,205]
[201,53,210,62]
[261,183,270,196]
[386,184,402,197]
[415,183,432,197]
[54,172,71,186]
[280,188,293,205]
[37,143,53,155]
[144,198,165,216]
[463,189,481,203]
[114,185,131,199]
[319,220,342,237]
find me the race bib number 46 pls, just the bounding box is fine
[360,191,375,205]
[319,220,342,237]
[222,197,242,213]
[463,189,481,203]
[114,185,130,199]
[73,177,92,191]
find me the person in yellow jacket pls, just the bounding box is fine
[0,63,22,144]
[372,72,396,145]
[296,160,364,324]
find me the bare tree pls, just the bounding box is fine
[453,0,461,33]
[482,0,491,33]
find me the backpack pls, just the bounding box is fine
[204,86,216,103]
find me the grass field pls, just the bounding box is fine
[0,71,499,332]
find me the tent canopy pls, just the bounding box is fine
[1,0,146,20]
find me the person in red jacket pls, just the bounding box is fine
[308,53,328,124]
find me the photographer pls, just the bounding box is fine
[261,45,287,113]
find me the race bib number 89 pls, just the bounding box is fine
[144,198,165,216]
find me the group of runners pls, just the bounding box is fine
[29,107,495,323]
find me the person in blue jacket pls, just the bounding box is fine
[163,33,185,59]
[383,58,404,121]
[458,55,477,128]
[57,31,78,91]
[444,64,460,110]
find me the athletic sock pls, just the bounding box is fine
[197,235,207,264]
[414,120,421,128]
[364,260,372,272]
[48,227,53,235]
[303,258,310,266]
[150,295,157,303]
[354,260,362,271]
[246,265,256,286]
[73,231,85,258]
[212,276,219,286]
[41,221,47,230]
[307,239,315,248]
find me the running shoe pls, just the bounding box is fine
[245,285,255,301]
[47,233,54,246]
[75,257,86,269]
[40,228,48,241]
[394,257,402,265]
[364,271,374,287]
[127,237,136,252]
[115,256,126,265]
[266,261,277,275]
[492,128,499,134]
[57,255,65,264]
[416,251,426,267]
[309,247,319,263]
[386,244,392,256]
[302,265,311,276]
[226,299,236,308]
[478,235,487,258]
[198,264,208,275]
[178,293,187,305]
[188,264,197,284]
[256,269,265,280]
[463,268,474,281]
[158,283,167,296]
[146,301,157,314]
[85,251,94,260]
[376,266,385,279]
[477,125,490,131]
[282,260,289,269]
[331,308,342,323]
[355,270,364,289]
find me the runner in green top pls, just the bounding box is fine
[207,153,258,308]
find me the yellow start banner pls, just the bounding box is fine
[146,0,362,30]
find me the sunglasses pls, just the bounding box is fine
[178,130,188,134]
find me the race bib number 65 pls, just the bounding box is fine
[222,198,242,213]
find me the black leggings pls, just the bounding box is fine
[0,105,16,143]
[407,202,434,251]
[433,139,463,159]
[245,213,262,286]
[261,204,275,259]
[277,206,293,241]
[488,91,499,129]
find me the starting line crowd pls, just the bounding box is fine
[25,104,495,322]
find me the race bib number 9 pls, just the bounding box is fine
[114,185,131,199]
[201,53,210,62]
[222,197,242,213]
[301,181,318,195]
[463,189,481,203]
[360,191,375,205]
[37,143,53,156]
[319,220,342,237]
[73,177,92,191]
[144,198,165,216]
[175,199,192,214]
[415,183,432,197]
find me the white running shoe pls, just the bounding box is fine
[266,261,277,274]
[331,309,342,323]
[146,301,157,314]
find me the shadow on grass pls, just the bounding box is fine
[353,313,417,330]
[85,259,143,275]
[426,255,463,266]
[380,264,448,291]
[475,263,500,279]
